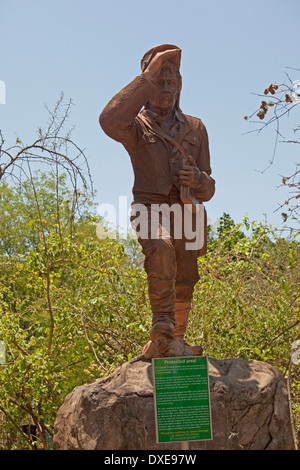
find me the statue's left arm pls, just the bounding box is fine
[179,120,215,202]
[194,121,215,202]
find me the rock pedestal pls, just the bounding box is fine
[53,356,296,450]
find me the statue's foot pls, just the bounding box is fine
[187,344,203,356]
[142,322,201,359]
[150,321,174,342]
[180,339,203,356]
[142,336,195,360]
[142,322,174,359]
[142,339,165,359]
[142,321,174,358]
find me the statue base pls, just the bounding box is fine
[53,356,296,450]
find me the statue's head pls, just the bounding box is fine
[141,44,182,112]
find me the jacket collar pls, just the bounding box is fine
[140,108,192,146]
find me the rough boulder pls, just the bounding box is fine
[53,356,296,450]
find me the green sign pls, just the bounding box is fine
[152,356,212,443]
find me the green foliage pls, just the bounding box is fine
[0,176,299,448]
[0,173,150,449]
[190,215,300,363]
[189,214,300,436]
[0,171,92,257]
[0,233,150,448]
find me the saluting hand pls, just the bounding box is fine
[142,49,181,82]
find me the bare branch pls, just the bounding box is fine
[245,69,300,230]
[0,95,93,204]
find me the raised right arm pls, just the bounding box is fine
[99,75,156,145]
[99,49,181,145]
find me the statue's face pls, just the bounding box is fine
[149,64,179,111]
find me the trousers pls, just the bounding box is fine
[131,187,201,328]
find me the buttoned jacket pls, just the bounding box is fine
[100,75,215,203]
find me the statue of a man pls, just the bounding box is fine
[99,44,215,358]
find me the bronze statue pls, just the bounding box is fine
[99,44,215,358]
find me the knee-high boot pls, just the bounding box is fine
[174,298,203,356]
[142,279,176,357]
[148,279,176,341]
[174,300,191,339]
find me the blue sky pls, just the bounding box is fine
[1,0,299,232]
